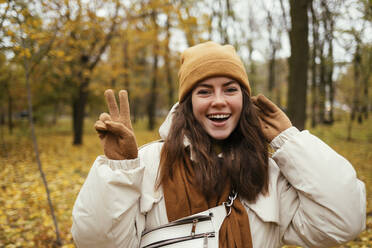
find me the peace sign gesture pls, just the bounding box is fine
[94,89,138,160]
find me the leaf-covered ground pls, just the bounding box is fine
[0,117,371,247]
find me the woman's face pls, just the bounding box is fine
[191,76,243,140]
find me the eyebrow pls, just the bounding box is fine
[198,80,238,88]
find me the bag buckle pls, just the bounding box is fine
[203,232,213,248]
[191,219,198,236]
[223,191,237,216]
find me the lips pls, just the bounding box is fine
[207,113,231,122]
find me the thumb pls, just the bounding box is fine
[104,121,128,137]
[94,120,107,132]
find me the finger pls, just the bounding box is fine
[105,120,130,137]
[252,97,269,116]
[252,103,263,116]
[94,120,107,132]
[252,104,265,125]
[253,105,276,124]
[256,94,278,113]
[99,113,111,122]
[104,89,120,120]
[252,104,268,122]
[259,116,277,129]
[252,104,274,130]
[119,90,132,128]
[94,120,107,139]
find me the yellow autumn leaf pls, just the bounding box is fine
[56,50,65,58]
[6,30,14,37]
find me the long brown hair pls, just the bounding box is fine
[158,87,269,202]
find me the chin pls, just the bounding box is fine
[208,132,232,141]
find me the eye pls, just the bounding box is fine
[225,87,238,93]
[196,89,211,95]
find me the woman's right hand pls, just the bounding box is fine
[94,89,138,160]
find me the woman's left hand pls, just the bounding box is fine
[251,94,292,142]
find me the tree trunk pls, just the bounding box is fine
[165,15,174,108]
[310,56,318,128]
[0,104,7,157]
[327,37,334,124]
[148,11,159,130]
[361,47,371,119]
[7,89,13,134]
[217,0,229,44]
[122,34,133,123]
[287,0,310,130]
[247,39,256,94]
[265,7,276,101]
[318,42,326,124]
[323,1,335,124]
[147,54,158,131]
[268,47,276,100]
[348,41,362,140]
[123,35,130,92]
[0,109,4,125]
[352,42,362,124]
[362,73,370,120]
[72,83,88,145]
[310,2,318,128]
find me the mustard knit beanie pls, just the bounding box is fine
[178,41,250,102]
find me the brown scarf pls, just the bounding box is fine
[162,151,253,248]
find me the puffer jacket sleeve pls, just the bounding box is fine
[71,155,146,248]
[272,127,366,247]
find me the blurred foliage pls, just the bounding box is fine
[0,116,371,247]
[0,0,369,135]
[0,0,371,246]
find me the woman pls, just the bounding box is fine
[71,41,366,248]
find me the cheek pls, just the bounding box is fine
[238,101,243,115]
[192,94,207,110]
[191,96,197,116]
[192,105,206,122]
[233,95,243,115]
[191,96,203,120]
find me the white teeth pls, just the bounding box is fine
[208,114,230,119]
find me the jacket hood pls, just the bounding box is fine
[159,102,179,140]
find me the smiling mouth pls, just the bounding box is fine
[207,114,231,122]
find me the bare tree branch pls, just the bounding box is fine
[279,0,290,34]
[16,10,62,246]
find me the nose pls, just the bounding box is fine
[211,92,227,108]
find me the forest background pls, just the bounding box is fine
[0,0,371,247]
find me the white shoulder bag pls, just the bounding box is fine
[139,192,237,248]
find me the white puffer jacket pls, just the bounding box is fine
[71,106,366,248]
